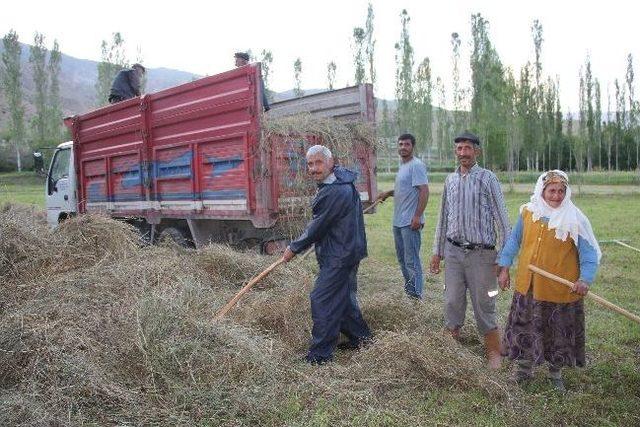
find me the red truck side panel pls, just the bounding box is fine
[67,65,265,222]
[66,67,376,231]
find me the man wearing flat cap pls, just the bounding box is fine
[234,51,270,111]
[430,131,511,369]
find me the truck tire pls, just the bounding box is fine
[158,227,192,248]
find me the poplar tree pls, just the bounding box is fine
[352,27,366,85]
[47,39,62,141]
[414,57,433,153]
[1,30,26,171]
[594,80,602,169]
[450,32,464,132]
[394,9,415,135]
[327,61,336,90]
[260,49,274,101]
[29,32,48,147]
[614,79,625,170]
[584,57,595,171]
[531,20,544,169]
[95,32,128,106]
[365,3,376,88]
[435,76,451,165]
[626,54,638,169]
[470,14,508,168]
[293,58,303,98]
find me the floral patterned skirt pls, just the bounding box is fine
[502,290,585,368]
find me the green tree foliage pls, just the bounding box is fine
[352,27,366,85]
[626,54,638,169]
[327,61,336,90]
[450,32,465,132]
[435,76,452,165]
[365,3,376,88]
[29,32,48,147]
[95,32,128,106]
[47,39,63,142]
[260,49,274,101]
[414,57,433,152]
[293,57,303,98]
[1,30,26,171]
[469,14,508,169]
[394,9,415,135]
[530,19,544,169]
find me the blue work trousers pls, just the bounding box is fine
[307,263,371,362]
[393,225,424,299]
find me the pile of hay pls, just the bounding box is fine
[261,114,380,239]
[0,204,524,425]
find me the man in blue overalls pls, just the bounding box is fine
[282,144,372,364]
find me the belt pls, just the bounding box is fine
[447,237,495,250]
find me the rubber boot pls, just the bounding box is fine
[484,328,502,370]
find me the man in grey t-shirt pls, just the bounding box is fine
[377,133,429,299]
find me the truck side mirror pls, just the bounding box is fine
[33,151,44,175]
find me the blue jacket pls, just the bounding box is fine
[289,167,367,267]
[109,68,141,100]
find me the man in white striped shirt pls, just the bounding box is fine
[429,131,511,369]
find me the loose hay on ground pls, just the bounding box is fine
[0,204,526,425]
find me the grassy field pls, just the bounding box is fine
[364,191,640,425]
[1,171,639,425]
[0,172,46,206]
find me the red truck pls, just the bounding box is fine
[45,64,376,252]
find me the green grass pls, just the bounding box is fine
[2,171,640,425]
[0,171,45,207]
[378,170,640,185]
[363,192,640,426]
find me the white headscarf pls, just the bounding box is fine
[520,170,602,262]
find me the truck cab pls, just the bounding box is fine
[45,141,76,228]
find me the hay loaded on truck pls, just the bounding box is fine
[44,64,377,252]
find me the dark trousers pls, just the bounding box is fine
[307,263,371,362]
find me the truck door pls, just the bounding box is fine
[46,147,75,227]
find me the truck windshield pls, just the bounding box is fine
[48,148,71,195]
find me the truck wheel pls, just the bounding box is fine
[158,227,192,248]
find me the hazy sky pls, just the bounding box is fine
[2,0,638,112]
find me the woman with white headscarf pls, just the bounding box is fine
[497,170,601,392]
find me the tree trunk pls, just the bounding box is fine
[15,142,22,172]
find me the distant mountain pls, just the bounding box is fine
[0,42,201,129]
[0,42,406,132]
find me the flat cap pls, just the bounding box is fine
[454,131,480,145]
[132,63,146,73]
[234,51,250,61]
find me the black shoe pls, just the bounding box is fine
[337,336,374,351]
[305,355,332,365]
[337,341,360,351]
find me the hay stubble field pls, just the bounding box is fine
[0,171,639,426]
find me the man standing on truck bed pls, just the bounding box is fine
[108,63,146,104]
[234,51,270,112]
[282,144,372,365]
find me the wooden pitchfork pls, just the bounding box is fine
[528,264,640,324]
[214,199,382,319]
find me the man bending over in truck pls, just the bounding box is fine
[108,63,146,104]
[282,144,372,365]
[234,51,270,111]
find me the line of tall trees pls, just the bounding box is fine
[2,8,639,174]
[1,30,62,171]
[371,8,639,173]
[0,31,143,171]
